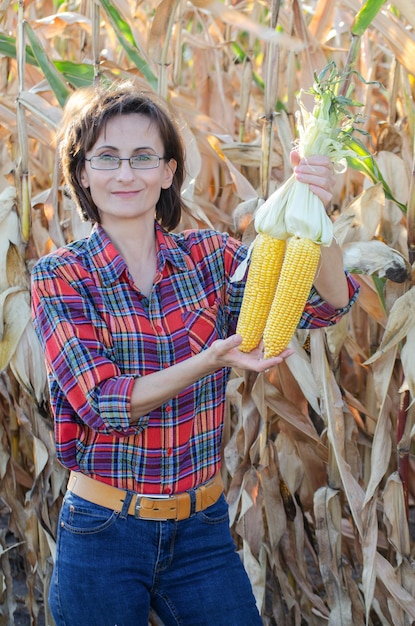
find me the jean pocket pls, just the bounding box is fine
[60,492,118,535]
[196,494,229,525]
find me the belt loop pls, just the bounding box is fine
[188,489,196,516]
[120,492,133,519]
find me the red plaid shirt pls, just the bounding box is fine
[31,223,359,494]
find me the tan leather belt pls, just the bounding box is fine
[67,471,223,521]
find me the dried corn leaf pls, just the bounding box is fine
[264,380,328,463]
[258,442,287,550]
[333,184,384,246]
[283,335,320,415]
[0,214,20,292]
[34,10,92,38]
[400,326,415,403]
[0,289,31,371]
[314,487,353,625]
[279,523,329,619]
[325,314,350,367]
[375,553,415,621]
[364,287,415,362]
[190,0,303,49]
[242,540,266,614]
[311,332,366,526]
[276,432,304,495]
[0,187,16,225]
[353,275,388,328]
[383,473,411,562]
[361,499,379,625]
[363,348,396,504]
[147,0,180,64]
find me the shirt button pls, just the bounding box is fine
[164,486,172,495]
[165,405,172,413]
[155,324,163,333]
[167,447,173,456]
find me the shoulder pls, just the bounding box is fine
[31,238,89,280]
[171,228,244,256]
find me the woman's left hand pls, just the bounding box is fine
[290,150,335,211]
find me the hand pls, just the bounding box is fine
[290,150,335,211]
[208,334,294,372]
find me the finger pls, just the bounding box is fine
[289,149,301,167]
[297,155,331,168]
[254,348,295,371]
[223,334,243,352]
[308,184,333,209]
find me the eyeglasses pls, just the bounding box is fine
[85,154,167,170]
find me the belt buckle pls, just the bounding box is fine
[133,494,174,521]
[134,495,143,519]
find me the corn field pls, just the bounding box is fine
[0,0,414,624]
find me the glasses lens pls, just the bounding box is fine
[91,156,120,170]
[130,155,159,169]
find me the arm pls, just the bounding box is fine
[130,335,292,422]
[31,259,139,436]
[32,252,293,428]
[291,150,350,309]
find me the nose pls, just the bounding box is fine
[115,159,135,181]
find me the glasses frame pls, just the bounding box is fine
[85,154,168,170]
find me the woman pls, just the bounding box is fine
[31,81,358,626]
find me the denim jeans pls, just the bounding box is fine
[49,491,262,626]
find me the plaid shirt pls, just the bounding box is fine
[31,223,359,494]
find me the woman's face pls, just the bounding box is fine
[80,113,175,229]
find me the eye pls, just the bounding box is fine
[98,154,119,163]
[132,154,154,163]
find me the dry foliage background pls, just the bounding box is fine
[0,0,415,625]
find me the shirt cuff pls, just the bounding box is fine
[96,375,149,435]
[300,271,360,329]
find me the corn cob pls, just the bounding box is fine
[237,234,286,352]
[263,236,320,358]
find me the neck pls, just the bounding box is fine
[102,219,157,263]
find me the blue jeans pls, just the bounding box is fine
[49,491,262,626]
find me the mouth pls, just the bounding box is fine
[112,190,141,197]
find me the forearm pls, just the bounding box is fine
[130,349,217,423]
[129,334,294,422]
[313,238,349,309]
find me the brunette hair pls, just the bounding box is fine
[59,80,187,230]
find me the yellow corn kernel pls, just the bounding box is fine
[263,236,320,358]
[237,234,286,352]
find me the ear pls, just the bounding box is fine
[161,159,177,189]
[80,167,90,189]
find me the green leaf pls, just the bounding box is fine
[231,42,264,90]
[54,61,95,89]
[0,32,37,65]
[351,0,387,37]
[24,21,70,107]
[345,136,407,213]
[98,0,158,90]
[0,33,104,93]
[372,275,387,311]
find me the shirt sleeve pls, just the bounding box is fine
[31,256,145,437]
[299,271,360,329]
[222,235,360,332]
[221,234,249,335]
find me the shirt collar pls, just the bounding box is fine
[87,223,188,286]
